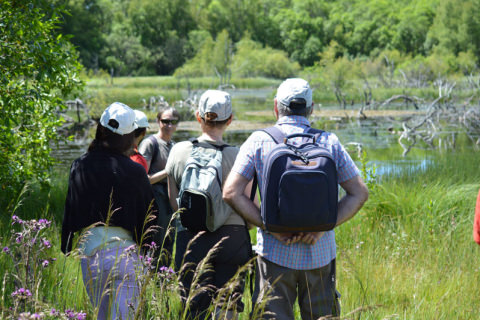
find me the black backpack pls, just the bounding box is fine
[255,126,338,232]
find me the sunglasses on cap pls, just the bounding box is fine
[160,119,179,125]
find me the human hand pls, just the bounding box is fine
[270,232,304,245]
[300,232,325,245]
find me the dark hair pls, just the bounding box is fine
[202,112,231,127]
[133,127,146,138]
[157,107,180,121]
[88,120,135,155]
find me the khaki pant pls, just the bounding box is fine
[252,256,340,320]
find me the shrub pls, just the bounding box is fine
[0,1,83,203]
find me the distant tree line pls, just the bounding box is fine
[59,0,480,78]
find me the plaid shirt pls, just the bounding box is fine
[231,116,360,270]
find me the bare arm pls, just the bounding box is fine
[144,157,167,185]
[242,178,260,229]
[223,172,263,228]
[336,175,369,226]
[300,175,368,245]
[224,172,299,244]
[149,169,168,185]
[167,175,179,212]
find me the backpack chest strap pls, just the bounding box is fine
[190,138,229,151]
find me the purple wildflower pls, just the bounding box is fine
[38,218,51,225]
[42,260,49,268]
[15,233,23,244]
[37,219,51,230]
[31,219,50,231]
[159,266,175,274]
[11,288,32,299]
[50,309,59,316]
[124,244,137,254]
[42,239,51,248]
[65,309,86,320]
[65,309,74,319]
[12,215,23,225]
[144,256,153,267]
[2,246,9,253]
[18,312,42,320]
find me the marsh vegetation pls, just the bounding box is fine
[2,72,480,319]
[3,0,480,317]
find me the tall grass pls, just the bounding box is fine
[336,150,480,319]
[0,174,261,319]
[1,149,479,319]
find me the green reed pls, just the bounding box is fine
[1,147,479,319]
[336,148,480,319]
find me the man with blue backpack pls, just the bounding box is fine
[223,78,369,319]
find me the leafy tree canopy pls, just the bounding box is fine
[0,0,83,201]
[57,0,480,77]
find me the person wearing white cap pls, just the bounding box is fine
[61,102,158,320]
[130,110,150,172]
[165,90,255,319]
[224,79,369,319]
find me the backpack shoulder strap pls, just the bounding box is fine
[306,127,325,143]
[261,126,285,144]
[147,135,159,174]
[306,127,324,135]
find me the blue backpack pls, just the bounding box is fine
[256,126,338,233]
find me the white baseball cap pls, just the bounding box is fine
[134,110,150,128]
[100,102,138,135]
[276,78,313,109]
[198,90,232,121]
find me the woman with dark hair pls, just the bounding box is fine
[61,102,157,320]
[139,106,180,267]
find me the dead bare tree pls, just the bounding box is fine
[468,74,480,90]
[382,54,396,88]
[333,85,347,109]
[433,79,456,98]
[396,91,480,156]
[462,107,480,145]
[358,80,372,119]
[398,67,430,88]
[397,95,445,156]
[376,95,423,110]
[63,98,90,124]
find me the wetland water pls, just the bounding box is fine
[52,89,434,177]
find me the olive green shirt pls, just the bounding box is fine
[165,138,244,226]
